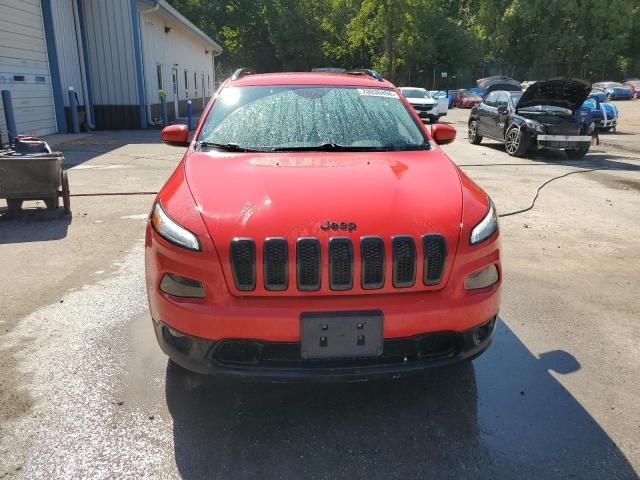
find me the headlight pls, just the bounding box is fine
[470,200,498,245]
[524,119,544,133]
[150,202,201,251]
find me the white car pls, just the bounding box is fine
[399,87,442,123]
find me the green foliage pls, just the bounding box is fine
[167,0,640,85]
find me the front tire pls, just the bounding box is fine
[6,199,23,212]
[468,120,482,145]
[504,125,529,157]
[566,143,590,159]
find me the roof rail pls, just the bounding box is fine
[231,68,256,81]
[345,69,384,82]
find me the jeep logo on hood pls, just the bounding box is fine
[321,220,357,232]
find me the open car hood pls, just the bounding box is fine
[516,78,591,112]
[477,76,521,94]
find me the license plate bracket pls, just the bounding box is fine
[300,310,383,359]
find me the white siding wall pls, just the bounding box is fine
[82,0,138,106]
[50,0,84,106]
[140,8,214,117]
[0,0,57,137]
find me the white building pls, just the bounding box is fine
[0,0,222,139]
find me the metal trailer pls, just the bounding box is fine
[0,137,70,215]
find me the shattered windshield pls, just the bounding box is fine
[198,85,429,152]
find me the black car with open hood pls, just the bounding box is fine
[467,77,594,159]
[516,78,591,112]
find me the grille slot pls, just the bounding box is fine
[329,237,353,290]
[297,238,321,291]
[361,236,385,289]
[392,236,416,288]
[263,238,288,291]
[422,234,447,285]
[230,238,256,291]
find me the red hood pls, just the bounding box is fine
[184,149,463,294]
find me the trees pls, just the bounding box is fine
[167,0,640,84]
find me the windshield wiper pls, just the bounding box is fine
[197,141,265,152]
[270,143,428,152]
[270,143,354,152]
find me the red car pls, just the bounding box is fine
[454,90,483,108]
[146,69,501,380]
[623,78,640,98]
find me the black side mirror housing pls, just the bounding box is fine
[497,105,508,115]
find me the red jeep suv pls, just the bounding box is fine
[145,69,501,380]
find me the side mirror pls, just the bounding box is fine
[497,105,508,115]
[431,123,456,145]
[161,124,189,146]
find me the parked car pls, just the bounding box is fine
[148,69,501,379]
[622,78,640,98]
[476,75,522,96]
[468,78,593,158]
[588,89,607,102]
[428,90,454,108]
[454,89,483,108]
[582,97,619,132]
[399,87,441,122]
[425,90,449,116]
[592,81,633,100]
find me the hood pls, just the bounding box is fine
[185,150,463,293]
[405,97,437,105]
[516,78,591,112]
[477,76,521,94]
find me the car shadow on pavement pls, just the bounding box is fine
[164,320,637,479]
[0,207,71,243]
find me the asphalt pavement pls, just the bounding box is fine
[1,110,639,479]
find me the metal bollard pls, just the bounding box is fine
[1,90,18,144]
[68,87,80,133]
[187,100,193,131]
[160,96,168,126]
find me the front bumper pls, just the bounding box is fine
[417,110,438,119]
[153,316,497,381]
[536,135,591,149]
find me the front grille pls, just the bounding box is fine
[212,332,461,368]
[329,237,353,290]
[297,238,321,291]
[413,104,434,112]
[230,238,256,291]
[229,234,447,292]
[361,236,385,289]
[422,234,447,285]
[392,236,417,288]
[545,123,580,136]
[263,238,288,290]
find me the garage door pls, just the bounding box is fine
[0,0,57,140]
